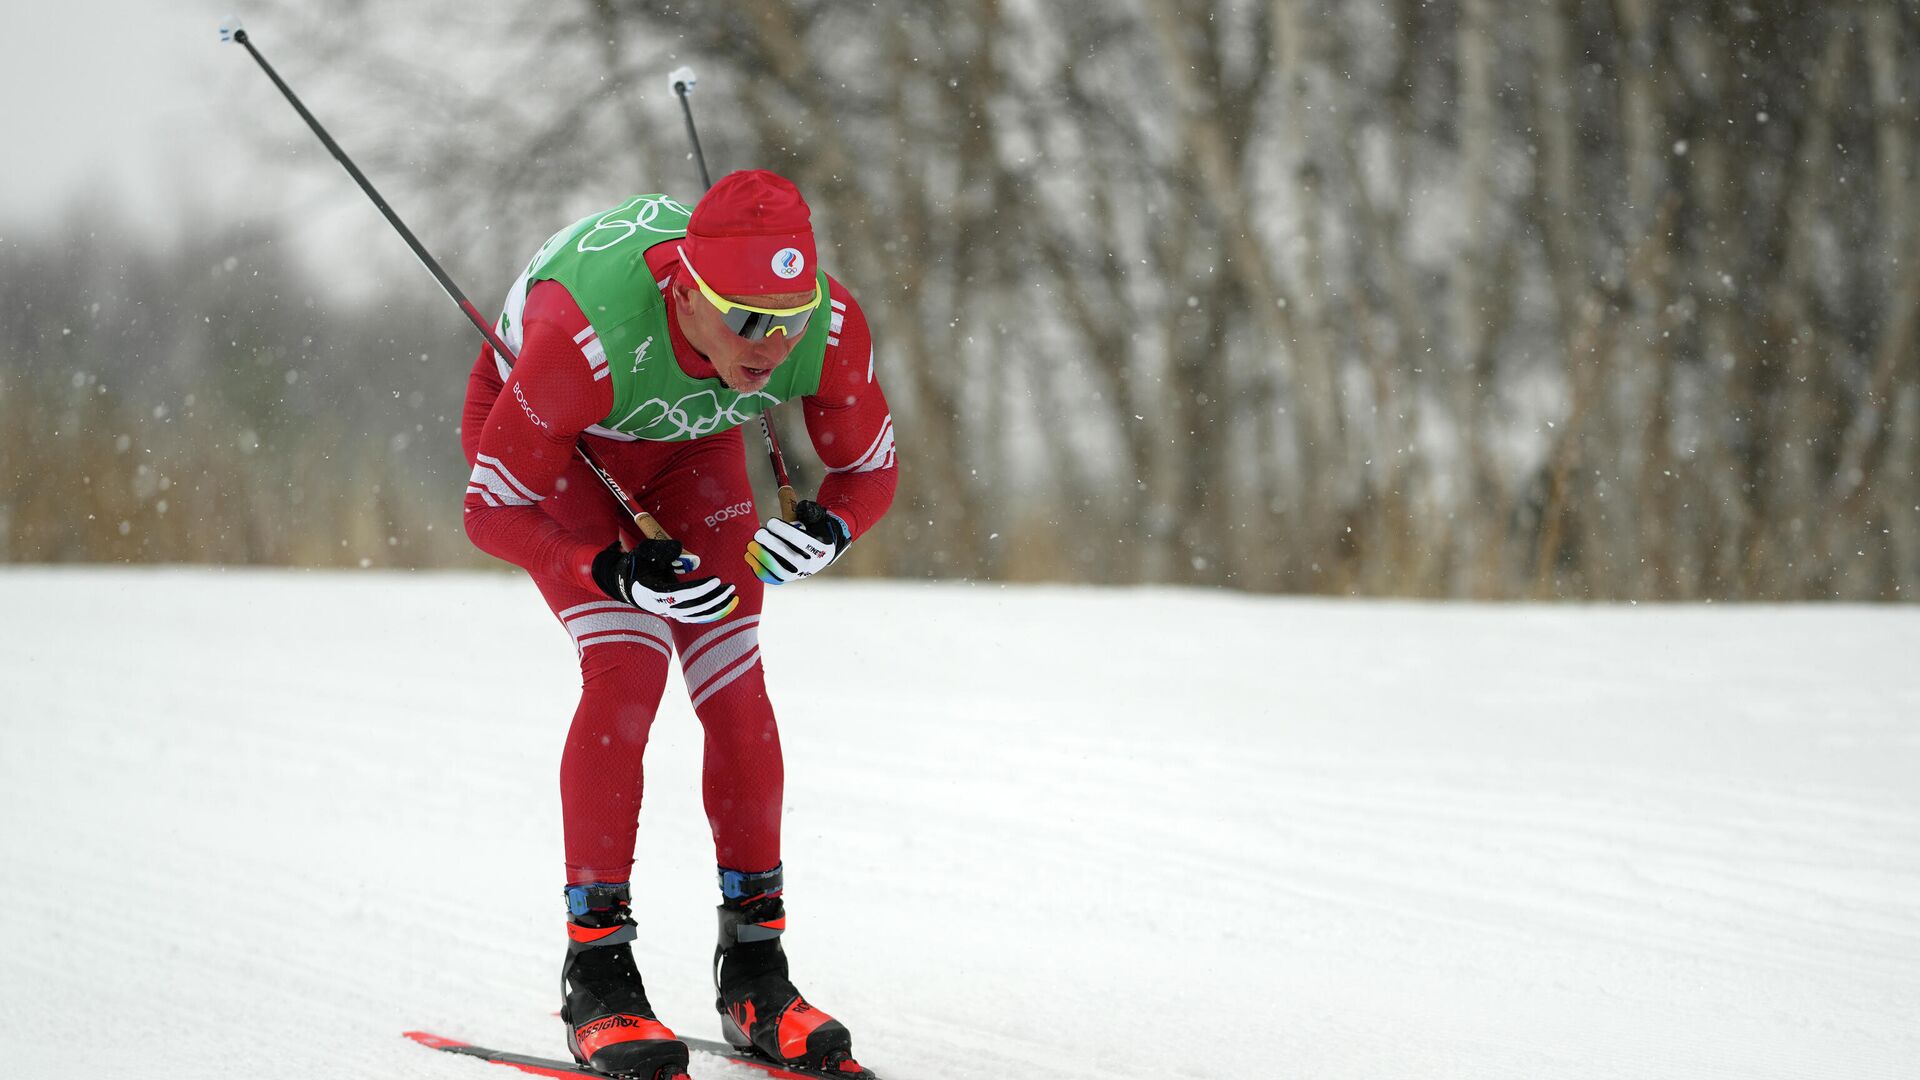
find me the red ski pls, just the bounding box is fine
[404,1030,875,1080]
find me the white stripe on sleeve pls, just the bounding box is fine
[827,418,895,475]
[472,454,543,505]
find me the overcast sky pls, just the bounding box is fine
[3,1,259,237]
[0,1,480,301]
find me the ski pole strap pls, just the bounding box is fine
[565,881,632,918]
[717,864,783,904]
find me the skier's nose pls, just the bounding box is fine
[752,335,798,365]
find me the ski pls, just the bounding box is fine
[405,1031,606,1079]
[683,1034,879,1080]
[404,1030,878,1080]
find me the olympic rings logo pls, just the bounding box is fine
[613,388,781,441]
[576,195,694,253]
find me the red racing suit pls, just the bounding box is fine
[459,238,896,883]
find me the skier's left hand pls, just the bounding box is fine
[746,500,851,585]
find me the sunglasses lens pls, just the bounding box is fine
[723,306,812,342]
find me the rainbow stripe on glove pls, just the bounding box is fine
[746,510,848,585]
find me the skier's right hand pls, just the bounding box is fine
[591,539,738,623]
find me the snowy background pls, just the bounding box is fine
[3,570,1916,1079]
[4,3,1917,597]
[3,5,1919,1077]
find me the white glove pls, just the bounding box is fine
[745,501,850,585]
[591,540,737,623]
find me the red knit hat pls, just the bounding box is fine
[683,169,817,296]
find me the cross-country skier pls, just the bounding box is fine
[459,170,897,1080]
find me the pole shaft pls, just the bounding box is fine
[235,32,478,335]
[232,29,667,541]
[675,80,799,522]
[674,86,714,190]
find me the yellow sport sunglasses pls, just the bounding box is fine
[678,245,823,341]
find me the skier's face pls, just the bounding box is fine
[672,276,811,394]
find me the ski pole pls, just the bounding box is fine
[221,19,675,546]
[669,67,801,524]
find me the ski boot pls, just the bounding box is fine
[713,866,873,1078]
[561,882,691,1080]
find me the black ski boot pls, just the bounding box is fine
[713,866,873,1078]
[561,882,690,1080]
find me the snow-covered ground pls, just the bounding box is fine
[1,569,1916,1080]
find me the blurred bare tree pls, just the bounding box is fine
[5,0,1916,601]
[0,212,479,569]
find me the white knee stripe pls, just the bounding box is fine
[562,604,672,657]
[682,615,760,665]
[689,647,762,709]
[558,600,636,620]
[682,624,760,694]
[575,632,672,659]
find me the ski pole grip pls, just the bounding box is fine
[777,485,799,523]
[634,511,670,543]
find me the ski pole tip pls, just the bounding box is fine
[218,17,245,43]
[668,66,697,96]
